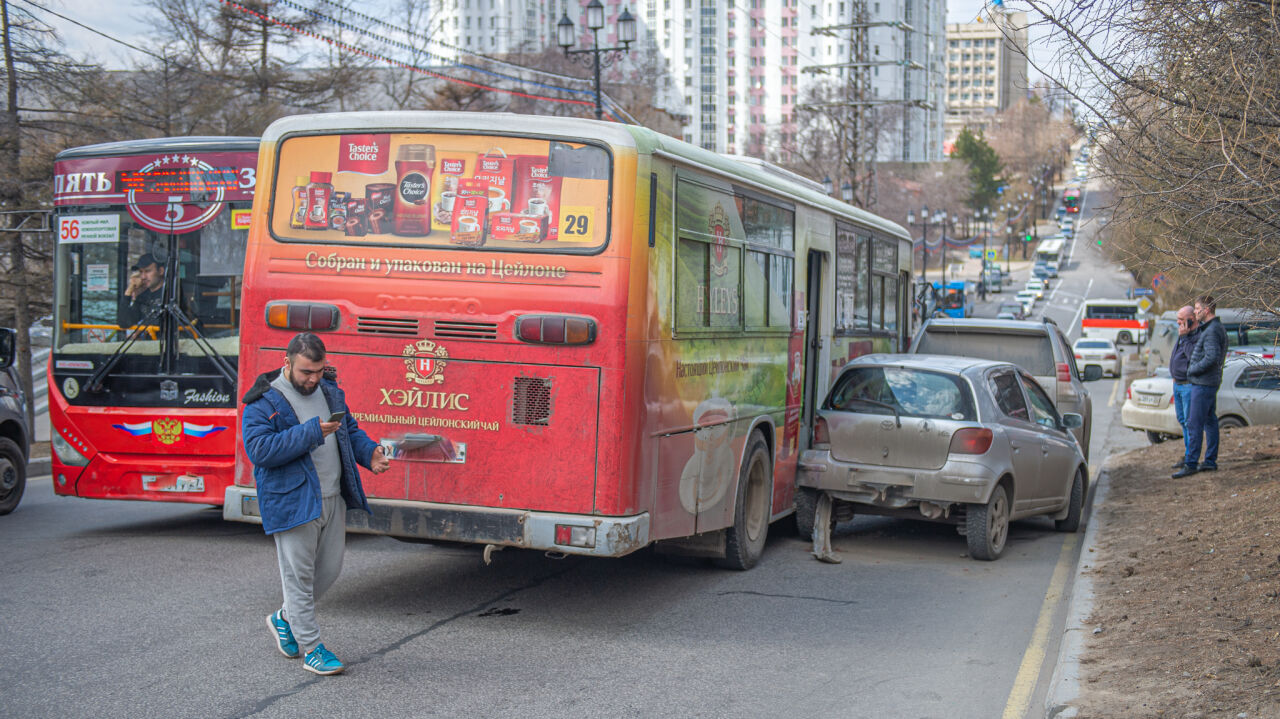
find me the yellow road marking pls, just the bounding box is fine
[1001,533,1079,719]
[1108,376,1121,407]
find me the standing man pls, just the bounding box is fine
[1175,295,1228,478]
[241,332,390,675]
[1168,305,1200,470]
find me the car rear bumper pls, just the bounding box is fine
[1120,400,1182,435]
[796,450,1000,508]
[223,486,650,557]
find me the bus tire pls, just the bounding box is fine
[1117,331,1132,345]
[0,437,26,516]
[715,434,772,571]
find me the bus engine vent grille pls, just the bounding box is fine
[511,376,552,426]
[356,316,420,336]
[434,320,499,340]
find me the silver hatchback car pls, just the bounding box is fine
[798,354,1088,560]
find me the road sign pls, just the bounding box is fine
[986,249,999,261]
[1138,297,1153,312]
[1152,273,1166,288]
[1132,287,1154,297]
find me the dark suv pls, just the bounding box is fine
[909,317,1101,459]
[0,328,30,514]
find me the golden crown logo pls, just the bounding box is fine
[152,417,183,445]
[403,339,448,386]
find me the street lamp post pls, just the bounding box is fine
[907,206,946,291]
[557,1,636,121]
[977,206,991,300]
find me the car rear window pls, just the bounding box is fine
[827,366,977,421]
[916,331,1056,376]
[1075,340,1110,349]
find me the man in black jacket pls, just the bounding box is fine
[1175,295,1228,477]
[1168,305,1200,470]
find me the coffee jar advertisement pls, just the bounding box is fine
[273,133,610,250]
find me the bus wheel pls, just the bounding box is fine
[1117,331,1132,345]
[0,437,26,516]
[716,434,772,571]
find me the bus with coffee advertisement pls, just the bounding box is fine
[223,112,912,569]
[48,137,258,504]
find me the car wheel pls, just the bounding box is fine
[966,482,1010,561]
[1117,331,1132,345]
[1145,430,1166,445]
[793,486,818,538]
[1054,469,1085,533]
[715,434,772,570]
[0,437,26,516]
[1219,416,1246,430]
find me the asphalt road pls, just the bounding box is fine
[3,176,1150,719]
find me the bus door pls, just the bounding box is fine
[802,250,825,448]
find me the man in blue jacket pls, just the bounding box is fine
[1175,296,1228,478]
[1168,305,1200,469]
[241,332,390,675]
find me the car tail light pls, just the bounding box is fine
[949,427,993,455]
[1126,384,1132,400]
[1074,353,1083,359]
[1057,362,1071,383]
[1169,395,1175,405]
[1104,354,1117,360]
[515,315,596,345]
[265,301,340,331]
[813,417,830,447]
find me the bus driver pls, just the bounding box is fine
[120,252,166,327]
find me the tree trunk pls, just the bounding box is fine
[1,1,34,428]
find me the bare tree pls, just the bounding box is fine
[1020,0,1280,312]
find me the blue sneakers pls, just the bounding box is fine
[303,643,345,676]
[267,610,299,658]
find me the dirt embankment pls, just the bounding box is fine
[1075,425,1280,718]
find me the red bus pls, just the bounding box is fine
[224,113,912,569]
[48,137,258,504]
[1062,186,1081,214]
[1081,299,1148,345]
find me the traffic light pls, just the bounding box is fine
[1024,233,1033,242]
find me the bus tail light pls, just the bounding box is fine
[554,524,596,548]
[515,315,596,345]
[812,417,830,448]
[1057,362,1072,383]
[949,428,993,455]
[266,301,340,331]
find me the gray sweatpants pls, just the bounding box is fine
[274,494,346,655]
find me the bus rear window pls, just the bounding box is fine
[1085,305,1138,320]
[272,133,610,252]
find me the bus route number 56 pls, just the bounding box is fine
[58,215,118,245]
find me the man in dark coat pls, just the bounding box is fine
[1168,305,1200,469]
[1175,295,1228,477]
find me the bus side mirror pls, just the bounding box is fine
[1082,365,1104,382]
[0,328,14,370]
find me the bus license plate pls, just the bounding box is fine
[141,474,206,493]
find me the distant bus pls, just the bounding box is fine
[48,136,257,504]
[1035,238,1065,276]
[1081,299,1147,345]
[1062,186,1081,214]
[933,280,970,318]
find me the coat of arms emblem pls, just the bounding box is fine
[403,339,448,386]
[152,417,183,445]
[709,203,731,277]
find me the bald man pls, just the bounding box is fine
[1168,305,1200,470]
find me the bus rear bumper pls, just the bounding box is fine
[223,486,651,557]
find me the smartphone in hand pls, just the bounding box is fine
[326,411,347,423]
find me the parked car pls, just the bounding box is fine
[29,315,53,347]
[983,268,1003,293]
[1072,338,1122,378]
[1025,278,1047,299]
[1122,357,1280,444]
[0,327,30,515]
[1146,308,1280,376]
[997,301,1026,321]
[910,317,1100,458]
[797,355,1088,560]
[1015,290,1038,315]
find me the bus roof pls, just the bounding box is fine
[1036,238,1065,254]
[259,111,911,242]
[1084,298,1143,307]
[55,136,259,160]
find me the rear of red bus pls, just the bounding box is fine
[48,138,257,504]
[225,113,649,556]
[1063,187,1081,214]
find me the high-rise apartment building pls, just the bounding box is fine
[943,10,1029,139]
[433,0,946,161]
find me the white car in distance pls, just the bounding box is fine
[1025,278,1047,300]
[1015,290,1038,315]
[1072,338,1121,378]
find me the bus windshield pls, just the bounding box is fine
[54,206,247,366]
[271,132,611,253]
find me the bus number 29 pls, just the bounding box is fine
[562,214,590,236]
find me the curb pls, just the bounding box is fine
[1044,463,1114,718]
[27,456,51,478]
